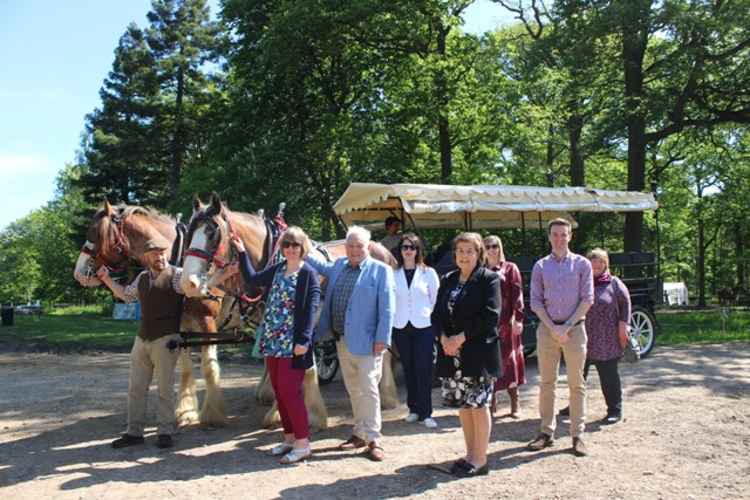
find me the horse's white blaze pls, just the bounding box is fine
[73,242,101,287]
[181,226,210,297]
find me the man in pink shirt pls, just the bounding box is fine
[527,218,594,457]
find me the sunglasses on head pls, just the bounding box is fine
[282,241,301,249]
[485,244,500,249]
[401,244,417,251]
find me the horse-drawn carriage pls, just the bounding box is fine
[332,182,661,357]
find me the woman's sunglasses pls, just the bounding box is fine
[401,244,417,251]
[282,241,301,249]
[485,244,500,249]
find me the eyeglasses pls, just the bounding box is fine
[282,241,301,249]
[485,244,500,249]
[401,245,417,251]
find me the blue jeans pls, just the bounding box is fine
[393,324,435,420]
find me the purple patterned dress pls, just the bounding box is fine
[585,276,631,361]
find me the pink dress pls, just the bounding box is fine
[490,262,526,390]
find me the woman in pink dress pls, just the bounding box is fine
[484,235,526,418]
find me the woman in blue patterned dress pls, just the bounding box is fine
[231,227,321,464]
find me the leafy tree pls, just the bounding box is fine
[146,0,221,202]
[78,24,164,206]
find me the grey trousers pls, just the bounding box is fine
[126,334,180,436]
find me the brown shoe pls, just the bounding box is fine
[526,433,554,451]
[338,435,367,450]
[572,437,587,457]
[367,441,385,461]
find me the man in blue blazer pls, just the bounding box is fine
[306,226,396,461]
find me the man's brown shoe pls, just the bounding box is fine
[572,437,587,457]
[367,441,385,461]
[111,434,144,449]
[526,433,554,451]
[338,435,367,450]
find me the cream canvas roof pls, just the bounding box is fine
[334,183,658,230]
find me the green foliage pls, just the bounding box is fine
[3,0,749,308]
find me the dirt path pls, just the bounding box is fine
[1,343,749,499]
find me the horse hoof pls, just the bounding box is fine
[177,410,200,427]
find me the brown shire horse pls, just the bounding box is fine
[181,194,400,430]
[73,201,233,427]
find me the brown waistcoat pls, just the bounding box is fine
[137,267,183,341]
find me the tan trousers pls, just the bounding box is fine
[336,340,383,443]
[126,334,181,436]
[537,323,587,438]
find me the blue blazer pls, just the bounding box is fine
[306,253,396,356]
[237,252,321,369]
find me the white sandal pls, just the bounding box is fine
[268,443,294,456]
[280,446,312,464]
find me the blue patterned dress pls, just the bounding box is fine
[257,264,298,358]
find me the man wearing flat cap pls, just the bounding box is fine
[96,234,185,449]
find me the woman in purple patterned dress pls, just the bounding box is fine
[581,248,631,424]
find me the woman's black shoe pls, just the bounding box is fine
[602,413,622,425]
[457,463,489,477]
[156,434,174,448]
[111,434,144,449]
[450,458,471,474]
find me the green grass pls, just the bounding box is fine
[655,308,750,345]
[2,309,137,350]
[2,306,749,353]
[47,303,108,316]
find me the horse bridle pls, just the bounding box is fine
[185,209,236,271]
[80,214,129,278]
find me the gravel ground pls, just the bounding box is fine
[1,342,749,499]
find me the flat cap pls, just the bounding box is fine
[143,236,170,253]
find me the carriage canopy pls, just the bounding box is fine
[334,183,659,230]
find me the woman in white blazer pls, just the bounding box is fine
[392,233,441,428]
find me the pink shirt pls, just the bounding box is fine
[530,252,594,323]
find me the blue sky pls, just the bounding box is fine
[0,1,513,232]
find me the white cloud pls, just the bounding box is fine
[0,152,57,176]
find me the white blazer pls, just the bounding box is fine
[393,265,440,329]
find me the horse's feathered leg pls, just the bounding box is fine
[303,365,328,431]
[255,360,276,405]
[175,348,200,426]
[199,343,227,427]
[379,350,400,410]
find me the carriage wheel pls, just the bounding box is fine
[629,306,658,358]
[314,340,339,385]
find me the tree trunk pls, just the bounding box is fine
[170,64,185,200]
[546,124,555,186]
[736,221,746,289]
[697,212,706,307]
[435,20,452,183]
[621,1,648,253]
[568,112,585,186]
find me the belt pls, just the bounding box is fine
[552,319,583,327]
